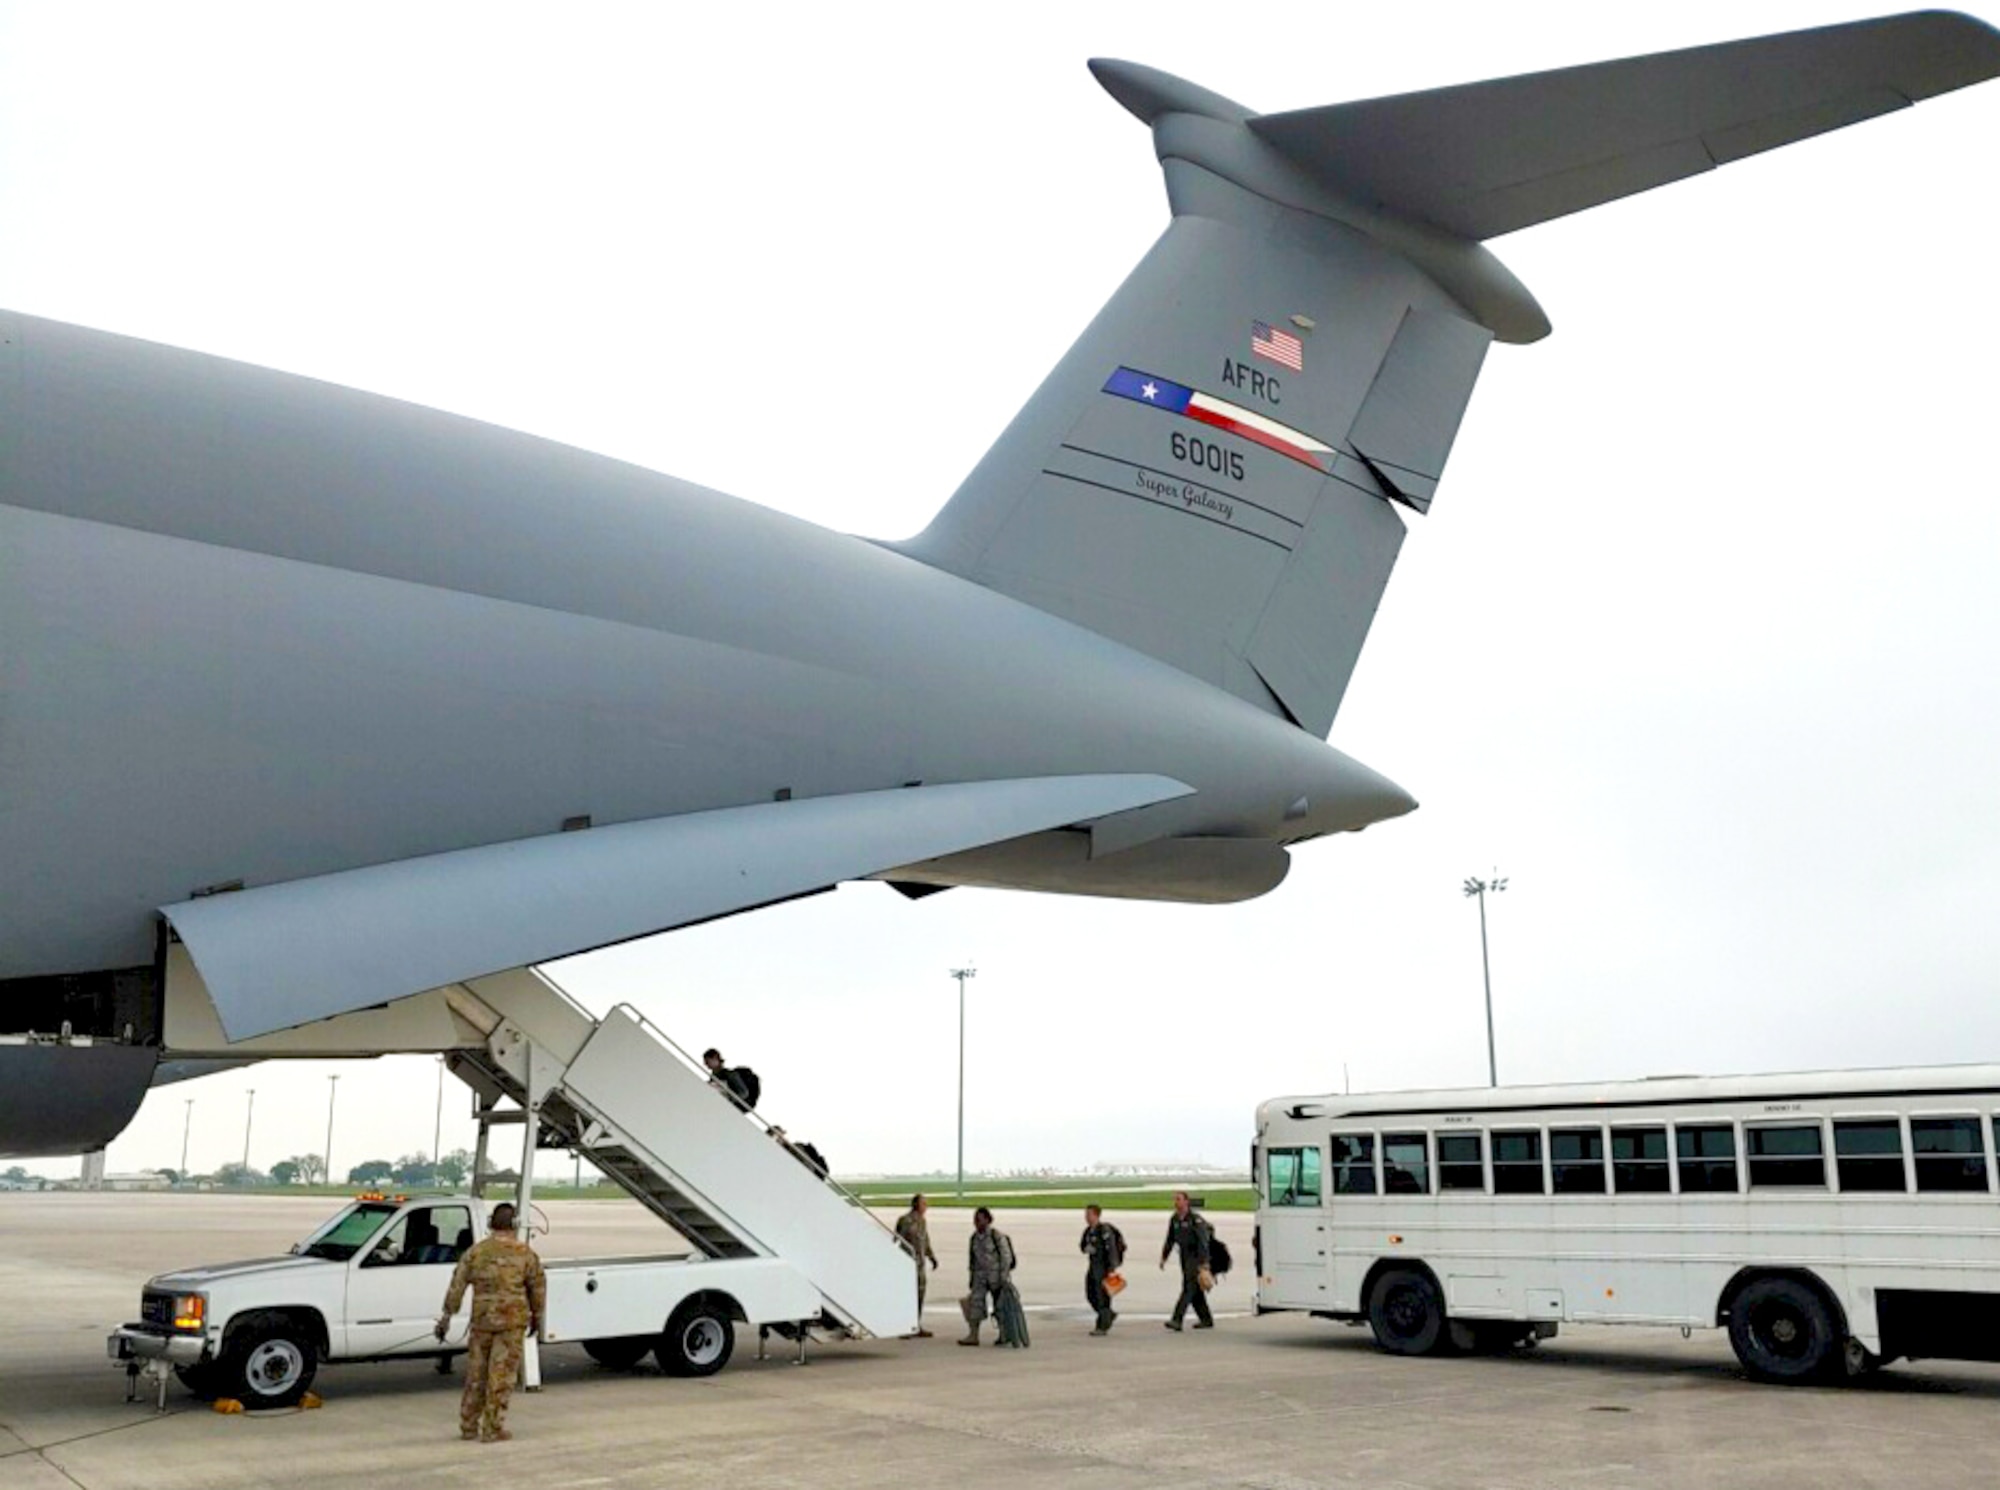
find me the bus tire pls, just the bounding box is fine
[1727,1276,1841,1384]
[581,1336,653,1370]
[1368,1268,1448,1356]
[658,1300,735,1377]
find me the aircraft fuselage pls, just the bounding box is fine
[0,311,1411,991]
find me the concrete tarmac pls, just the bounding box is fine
[4,1193,1999,1489]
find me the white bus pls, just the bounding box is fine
[1253,1066,2000,1383]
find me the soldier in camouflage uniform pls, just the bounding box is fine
[894,1193,939,1337]
[436,1201,546,1442]
[959,1206,1017,1346]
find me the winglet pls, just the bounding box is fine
[1088,58,1255,126]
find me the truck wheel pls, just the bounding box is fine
[1728,1276,1840,1384]
[222,1317,318,1408]
[582,1336,653,1370]
[1367,1269,1448,1356]
[657,1302,734,1377]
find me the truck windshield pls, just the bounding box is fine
[297,1202,400,1261]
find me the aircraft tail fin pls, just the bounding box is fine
[892,12,1999,738]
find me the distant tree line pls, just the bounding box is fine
[144,1149,477,1189]
[344,1150,471,1187]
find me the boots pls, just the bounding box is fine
[958,1323,981,1346]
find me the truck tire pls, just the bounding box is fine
[657,1301,734,1377]
[1727,1276,1841,1384]
[582,1336,653,1370]
[1367,1268,1448,1356]
[220,1316,319,1409]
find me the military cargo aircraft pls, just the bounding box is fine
[3,12,1997,1154]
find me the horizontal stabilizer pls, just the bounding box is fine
[1249,11,2000,239]
[164,775,1191,1041]
[902,13,2000,740]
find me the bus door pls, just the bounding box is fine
[1260,1143,1329,1307]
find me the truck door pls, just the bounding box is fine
[345,1203,475,1357]
[1259,1144,1331,1308]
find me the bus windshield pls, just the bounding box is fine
[297,1202,400,1261]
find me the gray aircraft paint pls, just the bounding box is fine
[3,11,1998,1155]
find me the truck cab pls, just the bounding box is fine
[111,1194,485,1408]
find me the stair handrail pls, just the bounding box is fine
[607,1000,914,1258]
[523,965,606,1025]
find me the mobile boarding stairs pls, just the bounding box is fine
[436,969,917,1350]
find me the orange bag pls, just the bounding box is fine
[1104,1271,1126,1295]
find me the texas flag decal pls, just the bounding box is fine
[1102,367,1334,473]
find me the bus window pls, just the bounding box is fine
[1611,1127,1670,1192]
[1330,1133,1377,1196]
[1266,1146,1323,1206]
[1747,1124,1826,1188]
[1550,1128,1606,1194]
[1676,1124,1738,1193]
[1911,1118,1988,1192]
[1833,1120,1907,1192]
[1437,1133,1484,1191]
[1492,1130,1544,1195]
[1383,1133,1428,1194]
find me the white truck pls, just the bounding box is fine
[108,1193,830,1408]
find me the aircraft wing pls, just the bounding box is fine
[163,775,1191,1042]
[1248,11,2000,240]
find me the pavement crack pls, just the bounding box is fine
[0,1407,190,1467]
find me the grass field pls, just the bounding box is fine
[848,1186,1256,1213]
[143,1177,1258,1212]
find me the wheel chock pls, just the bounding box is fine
[213,1398,245,1414]
[300,1392,323,1410]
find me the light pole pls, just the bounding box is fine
[325,1074,340,1187]
[241,1088,255,1176]
[1463,873,1509,1086]
[434,1054,446,1164]
[950,966,976,1198]
[180,1098,193,1186]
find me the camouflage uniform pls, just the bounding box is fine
[442,1233,547,1441]
[894,1207,939,1317]
[961,1227,1016,1339]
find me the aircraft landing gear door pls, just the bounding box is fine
[1259,1144,1329,1310]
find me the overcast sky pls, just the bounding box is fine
[4,3,1996,1183]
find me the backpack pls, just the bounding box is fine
[1208,1234,1233,1277]
[733,1066,761,1107]
[795,1141,827,1176]
[1104,1223,1127,1268]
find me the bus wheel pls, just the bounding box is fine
[1728,1277,1840,1383]
[1368,1269,1447,1356]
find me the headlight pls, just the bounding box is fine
[172,1294,206,1332]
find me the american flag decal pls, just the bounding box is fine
[1251,320,1304,371]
